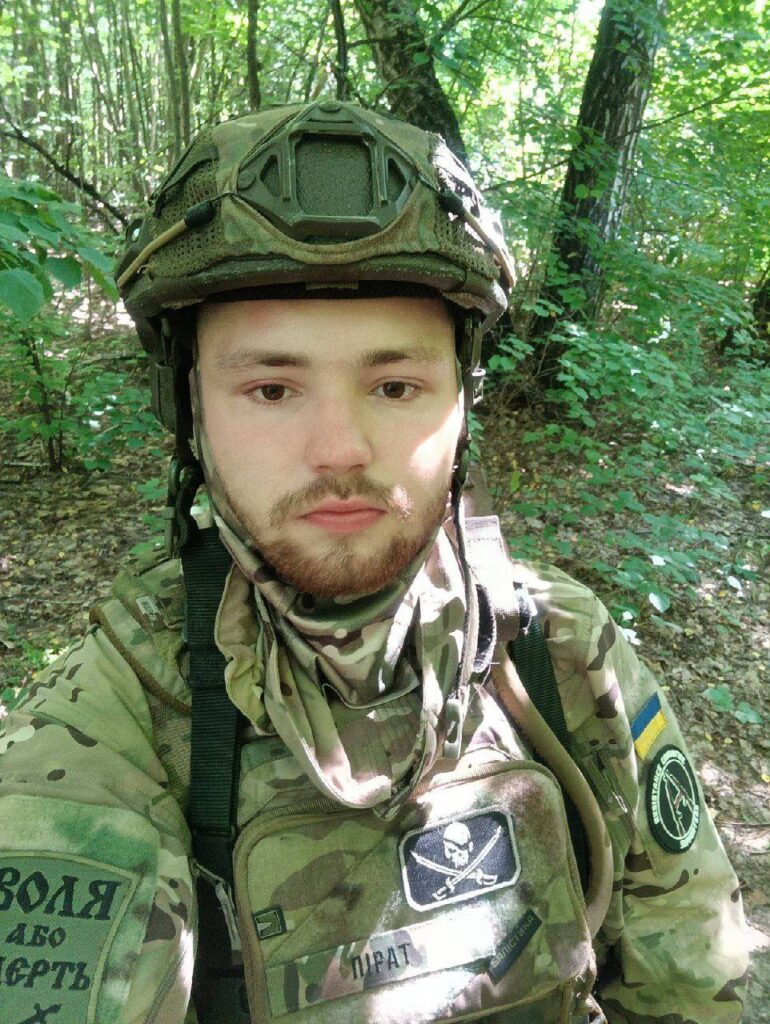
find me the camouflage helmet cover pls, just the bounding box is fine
[118,100,511,323]
[116,99,513,433]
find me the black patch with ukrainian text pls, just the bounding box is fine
[646,745,700,853]
[399,810,519,912]
[487,908,541,982]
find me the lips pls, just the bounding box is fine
[300,499,386,534]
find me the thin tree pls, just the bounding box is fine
[246,0,262,110]
[171,0,191,146]
[329,0,349,101]
[159,0,182,161]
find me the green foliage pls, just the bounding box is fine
[0,175,162,471]
[493,308,769,626]
[129,476,169,558]
[0,176,116,319]
[0,627,52,710]
[702,683,764,725]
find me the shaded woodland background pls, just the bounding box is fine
[0,0,769,1016]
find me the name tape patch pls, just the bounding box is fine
[265,907,496,1016]
[399,810,519,912]
[646,745,700,853]
[0,854,135,1024]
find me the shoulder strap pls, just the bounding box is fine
[181,524,239,883]
[509,613,589,892]
[509,613,571,751]
[181,525,250,1023]
[462,511,590,890]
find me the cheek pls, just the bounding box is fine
[203,395,280,480]
[405,403,462,479]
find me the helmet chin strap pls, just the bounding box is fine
[442,312,485,760]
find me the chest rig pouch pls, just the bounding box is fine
[233,739,594,1024]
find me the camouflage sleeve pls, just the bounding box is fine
[0,625,196,1024]
[544,579,750,1024]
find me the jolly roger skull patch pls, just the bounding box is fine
[399,810,519,911]
[646,745,701,853]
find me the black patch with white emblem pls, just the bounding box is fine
[646,745,700,853]
[253,905,286,940]
[399,810,519,912]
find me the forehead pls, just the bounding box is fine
[196,296,456,368]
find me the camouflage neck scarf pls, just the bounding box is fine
[190,370,470,814]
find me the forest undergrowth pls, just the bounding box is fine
[0,351,769,1019]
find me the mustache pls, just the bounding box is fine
[269,472,411,527]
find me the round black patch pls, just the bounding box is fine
[646,745,700,853]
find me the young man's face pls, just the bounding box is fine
[196,296,463,598]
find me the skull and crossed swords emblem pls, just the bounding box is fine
[410,820,501,901]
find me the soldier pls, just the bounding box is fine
[0,101,749,1024]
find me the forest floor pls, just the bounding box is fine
[1,401,768,1020]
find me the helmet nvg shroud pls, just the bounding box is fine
[116,99,514,547]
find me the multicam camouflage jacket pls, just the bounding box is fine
[0,543,748,1024]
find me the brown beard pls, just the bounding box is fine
[224,470,451,598]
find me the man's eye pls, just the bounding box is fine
[375,381,419,400]
[252,384,290,402]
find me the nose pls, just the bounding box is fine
[304,396,373,474]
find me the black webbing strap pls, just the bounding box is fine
[181,525,249,1022]
[182,525,240,882]
[509,617,590,891]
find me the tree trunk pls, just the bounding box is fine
[748,263,770,361]
[246,0,262,110]
[329,0,349,100]
[171,0,191,145]
[298,8,330,102]
[159,0,182,161]
[21,334,62,473]
[527,0,667,385]
[353,0,468,164]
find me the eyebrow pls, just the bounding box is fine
[215,344,445,371]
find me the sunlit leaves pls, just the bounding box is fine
[0,268,45,323]
[0,175,115,321]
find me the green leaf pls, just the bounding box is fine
[650,614,684,634]
[702,684,734,712]
[647,591,670,613]
[733,702,763,725]
[0,267,46,322]
[44,255,82,289]
[574,184,590,199]
[90,266,119,301]
[77,245,112,274]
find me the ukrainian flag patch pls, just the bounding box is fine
[631,693,667,759]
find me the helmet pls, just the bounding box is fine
[116,99,514,437]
